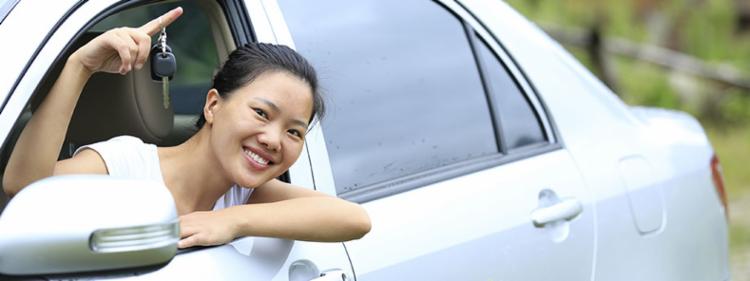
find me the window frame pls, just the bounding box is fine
[0,0,245,147]
[0,0,21,25]
[0,0,315,190]
[444,0,559,148]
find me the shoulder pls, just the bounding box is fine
[61,135,158,177]
[74,135,151,154]
[55,147,108,175]
[99,135,148,146]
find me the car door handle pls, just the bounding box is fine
[530,198,583,227]
[310,269,350,281]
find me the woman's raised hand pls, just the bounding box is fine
[71,7,183,75]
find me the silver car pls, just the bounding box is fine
[0,0,730,280]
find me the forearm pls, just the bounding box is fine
[225,197,371,242]
[3,54,92,196]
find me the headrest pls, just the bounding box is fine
[37,32,174,145]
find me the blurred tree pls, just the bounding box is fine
[735,0,750,33]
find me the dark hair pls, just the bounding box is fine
[195,42,324,128]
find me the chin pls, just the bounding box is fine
[237,172,275,188]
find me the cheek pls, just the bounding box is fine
[218,110,256,137]
[282,140,305,164]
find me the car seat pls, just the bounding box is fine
[63,32,176,149]
[33,31,176,155]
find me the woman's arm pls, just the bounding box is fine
[178,179,371,248]
[2,56,94,196]
[2,8,183,196]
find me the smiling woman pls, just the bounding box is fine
[1,6,370,249]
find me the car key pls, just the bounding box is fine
[151,27,176,109]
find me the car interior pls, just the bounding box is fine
[0,0,237,213]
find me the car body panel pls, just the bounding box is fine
[116,238,351,281]
[0,0,112,147]
[460,0,729,280]
[333,149,595,280]
[0,0,79,103]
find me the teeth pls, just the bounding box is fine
[244,149,269,165]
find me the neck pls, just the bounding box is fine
[158,128,233,215]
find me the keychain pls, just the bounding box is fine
[151,27,176,109]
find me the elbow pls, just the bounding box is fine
[344,205,371,240]
[2,174,20,198]
[353,216,372,240]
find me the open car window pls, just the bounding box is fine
[0,0,232,213]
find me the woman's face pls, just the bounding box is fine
[205,71,313,188]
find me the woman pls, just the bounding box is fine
[2,7,371,248]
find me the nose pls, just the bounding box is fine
[257,126,282,152]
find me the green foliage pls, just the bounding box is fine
[506,0,750,125]
[708,126,750,196]
[718,89,750,124]
[615,58,681,109]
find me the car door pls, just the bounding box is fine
[276,0,595,280]
[0,0,353,279]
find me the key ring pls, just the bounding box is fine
[158,27,167,54]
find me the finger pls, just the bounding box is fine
[126,29,151,69]
[139,7,183,36]
[179,223,198,238]
[115,30,139,71]
[178,235,200,249]
[106,33,132,74]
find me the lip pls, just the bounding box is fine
[242,146,276,171]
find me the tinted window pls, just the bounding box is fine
[280,0,498,194]
[474,34,545,150]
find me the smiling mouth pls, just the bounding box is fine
[243,148,272,166]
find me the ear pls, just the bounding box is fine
[203,89,222,125]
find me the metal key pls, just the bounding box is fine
[151,27,176,109]
[162,76,170,109]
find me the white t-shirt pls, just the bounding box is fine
[74,135,252,210]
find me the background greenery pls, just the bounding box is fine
[505,0,750,278]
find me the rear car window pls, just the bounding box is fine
[473,33,546,150]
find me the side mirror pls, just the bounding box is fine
[0,175,178,276]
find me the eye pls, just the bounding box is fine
[287,129,303,138]
[253,108,268,119]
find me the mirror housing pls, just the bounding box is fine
[0,175,178,275]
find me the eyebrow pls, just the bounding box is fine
[253,97,309,128]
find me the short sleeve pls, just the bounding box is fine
[213,185,254,210]
[73,135,163,182]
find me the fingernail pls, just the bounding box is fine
[136,63,143,69]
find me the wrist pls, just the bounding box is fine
[219,207,248,239]
[66,52,93,78]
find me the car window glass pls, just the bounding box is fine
[280,0,498,194]
[474,34,546,150]
[93,1,218,115]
